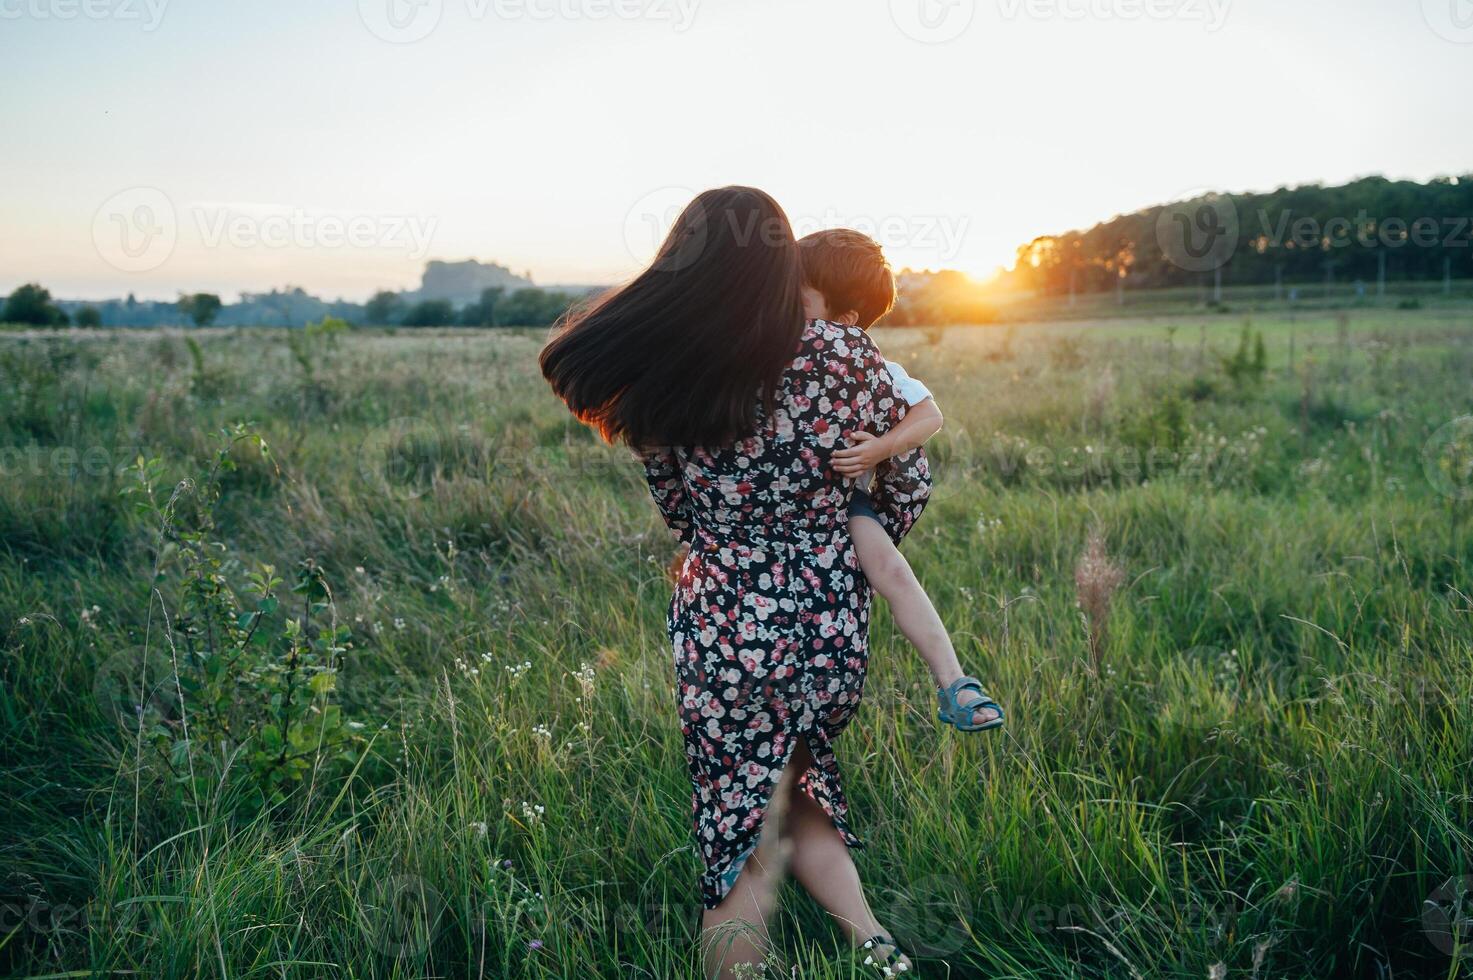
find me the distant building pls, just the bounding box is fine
[413,260,534,306]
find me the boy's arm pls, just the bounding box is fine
[833,397,942,478]
[852,342,931,544]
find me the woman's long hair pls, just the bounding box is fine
[539,186,805,449]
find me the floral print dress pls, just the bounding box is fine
[640,319,932,909]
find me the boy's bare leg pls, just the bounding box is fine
[849,514,999,726]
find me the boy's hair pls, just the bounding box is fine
[797,229,896,329]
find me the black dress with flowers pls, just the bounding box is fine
[640,320,932,909]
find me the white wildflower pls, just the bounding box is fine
[573,662,596,699]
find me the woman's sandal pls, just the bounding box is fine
[862,934,912,975]
[937,675,1005,732]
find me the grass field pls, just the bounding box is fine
[3,309,1472,978]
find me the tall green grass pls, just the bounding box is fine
[2,314,1471,978]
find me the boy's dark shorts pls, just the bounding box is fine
[848,489,881,524]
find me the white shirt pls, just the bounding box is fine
[883,358,932,407]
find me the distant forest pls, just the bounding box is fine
[1005,175,1473,297]
[0,260,592,330]
[0,285,587,331]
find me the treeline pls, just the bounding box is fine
[1007,175,1473,297]
[2,284,90,327]
[362,286,580,327]
[0,284,585,329]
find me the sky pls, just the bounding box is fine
[3,0,1471,302]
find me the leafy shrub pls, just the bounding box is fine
[284,318,350,416]
[118,428,363,815]
[184,337,230,398]
[1122,389,1188,456]
[1220,322,1267,389]
[1181,374,1219,402]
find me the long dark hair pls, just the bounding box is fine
[539,186,805,448]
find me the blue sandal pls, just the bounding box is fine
[937,676,1004,732]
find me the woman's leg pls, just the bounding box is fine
[850,515,999,726]
[782,738,914,971]
[700,751,797,979]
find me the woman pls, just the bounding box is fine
[541,186,930,978]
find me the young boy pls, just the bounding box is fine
[798,229,1003,732]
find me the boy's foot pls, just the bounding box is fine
[862,935,913,975]
[953,686,1001,727]
[936,676,1004,732]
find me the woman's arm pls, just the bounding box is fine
[831,397,942,478]
[638,447,696,547]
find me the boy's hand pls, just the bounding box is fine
[832,431,890,477]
